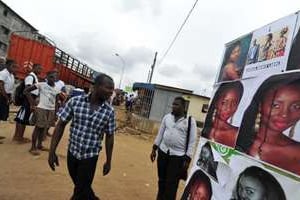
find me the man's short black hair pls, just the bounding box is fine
[33,63,41,69]
[5,59,15,66]
[47,70,57,76]
[94,73,114,86]
[174,96,186,107]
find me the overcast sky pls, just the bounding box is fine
[4,0,300,96]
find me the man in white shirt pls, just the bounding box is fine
[54,71,66,93]
[43,71,67,138]
[0,59,16,121]
[54,72,67,108]
[0,59,16,142]
[24,71,61,155]
[150,96,197,200]
[13,64,42,143]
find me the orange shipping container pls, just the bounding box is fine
[8,34,55,79]
[7,34,94,89]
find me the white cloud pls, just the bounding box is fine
[113,0,162,16]
[4,0,300,94]
[158,64,184,77]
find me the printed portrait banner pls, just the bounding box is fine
[185,11,300,200]
[182,139,300,200]
[242,13,297,79]
[216,34,252,83]
[216,13,298,84]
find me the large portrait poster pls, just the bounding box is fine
[183,12,300,200]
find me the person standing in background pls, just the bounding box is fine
[0,59,16,142]
[24,71,61,155]
[150,96,197,200]
[13,64,42,143]
[43,70,67,138]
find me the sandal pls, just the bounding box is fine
[22,138,31,143]
[37,146,49,151]
[29,149,40,156]
[13,137,31,144]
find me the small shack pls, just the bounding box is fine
[183,93,210,127]
[130,82,197,135]
[132,82,193,121]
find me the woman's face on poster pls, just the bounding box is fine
[216,88,240,122]
[191,183,211,200]
[261,84,300,132]
[200,146,212,163]
[229,45,241,62]
[238,175,266,200]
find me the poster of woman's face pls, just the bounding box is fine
[191,139,233,188]
[197,142,218,181]
[181,170,213,200]
[202,81,244,148]
[217,34,252,83]
[186,12,300,200]
[230,166,286,200]
[236,72,300,176]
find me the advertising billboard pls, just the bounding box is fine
[183,12,300,200]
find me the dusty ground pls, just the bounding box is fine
[0,107,184,200]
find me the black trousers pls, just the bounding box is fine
[156,149,185,200]
[0,94,9,121]
[67,152,99,200]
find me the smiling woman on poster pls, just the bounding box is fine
[230,166,286,200]
[236,72,300,175]
[202,81,244,147]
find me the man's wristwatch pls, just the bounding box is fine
[152,144,158,151]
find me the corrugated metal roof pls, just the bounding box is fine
[133,82,193,94]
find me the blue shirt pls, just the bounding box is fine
[58,94,115,160]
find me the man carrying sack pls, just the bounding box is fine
[150,96,197,200]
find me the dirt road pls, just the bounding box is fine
[0,110,184,200]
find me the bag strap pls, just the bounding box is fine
[24,74,36,85]
[29,74,36,84]
[185,116,192,154]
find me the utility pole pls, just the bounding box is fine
[147,69,151,83]
[148,52,157,83]
[115,53,125,89]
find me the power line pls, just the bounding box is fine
[158,0,199,66]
